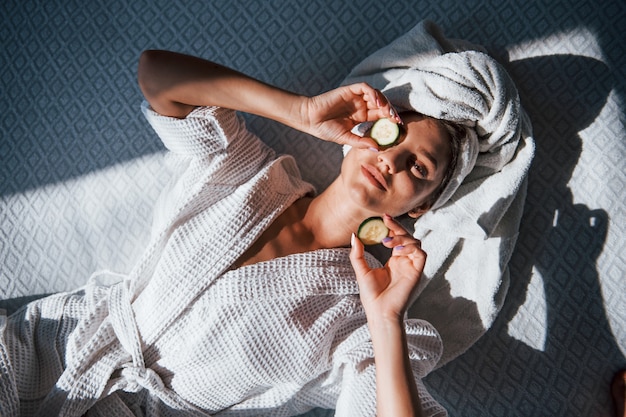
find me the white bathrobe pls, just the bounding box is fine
[0,104,445,417]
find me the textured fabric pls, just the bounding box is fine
[343,21,529,214]
[0,105,446,417]
[1,2,624,416]
[344,21,534,365]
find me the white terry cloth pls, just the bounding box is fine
[343,21,535,365]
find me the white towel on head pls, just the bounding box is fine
[342,20,535,365]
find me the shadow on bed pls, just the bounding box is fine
[0,294,55,316]
[427,54,623,415]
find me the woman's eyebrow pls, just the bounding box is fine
[419,148,439,171]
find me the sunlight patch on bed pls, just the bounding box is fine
[507,266,547,351]
[0,152,172,298]
[506,26,604,62]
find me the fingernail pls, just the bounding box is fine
[351,233,356,247]
[368,147,379,153]
[389,106,403,125]
[382,237,393,243]
[394,245,405,251]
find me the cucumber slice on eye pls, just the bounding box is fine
[357,217,389,245]
[369,118,400,147]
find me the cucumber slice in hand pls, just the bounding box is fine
[369,118,400,147]
[357,217,389,245]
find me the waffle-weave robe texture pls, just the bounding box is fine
[0,104,445,417]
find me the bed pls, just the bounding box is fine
[1,0,624,415]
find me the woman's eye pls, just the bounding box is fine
[411,160,428,178]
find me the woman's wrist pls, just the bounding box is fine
[367,311,421,417]
[366,311,405,336]
[274,93,311,134]
[366,311,408,360]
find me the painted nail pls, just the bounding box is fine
[351,233,356,247]
[382,237,393,243]
[394,245,405,251]
[389,106,403,125]
[368,147,379,153]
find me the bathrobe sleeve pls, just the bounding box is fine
[141,102,244,157]
[317,318,447,417]
[140,102,277,237]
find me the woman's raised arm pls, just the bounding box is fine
[350,214,426,417]
[137,49,299,120]
[137,50,396,148]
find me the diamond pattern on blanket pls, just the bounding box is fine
[424,12,626,417]
[1,0,625,416]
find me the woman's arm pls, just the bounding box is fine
[138,50,298,121]
[137,50,398,148]
[366,314,423,417]
[349,214,426,417]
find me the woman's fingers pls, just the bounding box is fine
[350,219,424,316]
[373,91,403,125]
[349,233,371,278]
[383,213,406,231]
[348,83,403,124]
[379,215,426,270]
[342,132,380,150]
[309,83,405,149]
[382,214,413,239]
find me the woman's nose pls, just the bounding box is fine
[377,148,404,174]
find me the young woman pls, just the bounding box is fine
[0,49,462,417]
[138,49,461,417]
[1,16,536,416]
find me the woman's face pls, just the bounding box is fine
[341,113,452,218]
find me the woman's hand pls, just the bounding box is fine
[349,214,424,322]
[300,83,402,150]
[138,50,401,147]
[350,213,426,417]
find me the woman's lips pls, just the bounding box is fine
[361,164,387,191]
